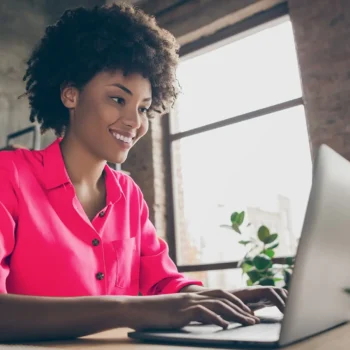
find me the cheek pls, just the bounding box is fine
[139,118,149,137]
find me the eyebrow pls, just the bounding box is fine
[110,83,152,102]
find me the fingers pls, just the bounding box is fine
[282,288,289,299]
[202,300,259,325]
[199,289,252,314]
[218,298,260,322]
[179,287,289,329]
[183,305,230,329]
[275,288,288,308]
[234,287,289,313]
[262,288,286,313]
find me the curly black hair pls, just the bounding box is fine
[23,3,180,136]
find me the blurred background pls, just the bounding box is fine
[1,0,349,288]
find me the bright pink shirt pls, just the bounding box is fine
[0,138,202,296]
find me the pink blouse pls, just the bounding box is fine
[0,138,202,296]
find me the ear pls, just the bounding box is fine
[60,84,79,109]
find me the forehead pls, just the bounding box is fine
[88,70,152,96]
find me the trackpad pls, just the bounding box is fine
[182,323,281,342]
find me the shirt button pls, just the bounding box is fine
[92,239,100,246]
[96,272,104,281]
[99,211,106,218]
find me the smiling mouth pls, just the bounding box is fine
[109,130,135,149]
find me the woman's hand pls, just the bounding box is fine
[125,291,260,331]
[180,285,288,313]
[233,286,288,312]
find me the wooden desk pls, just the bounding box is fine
[9,323,349,350]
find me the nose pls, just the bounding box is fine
[122,108,142,129]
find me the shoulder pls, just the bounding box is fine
[0,148,44,184]
[0,150,21,179]
[0,148,43,171]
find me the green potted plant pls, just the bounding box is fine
[221,211,295,289]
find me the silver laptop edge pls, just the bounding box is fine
[279,144,350,346]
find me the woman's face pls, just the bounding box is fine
[61,70,152,164]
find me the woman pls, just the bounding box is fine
[0,3,287,342]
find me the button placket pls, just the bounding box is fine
[92,238,100,246]
[96,272,104,280]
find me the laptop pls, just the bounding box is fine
[128,144,350,348]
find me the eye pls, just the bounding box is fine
[111,97,125,105]
[139,107,150,114]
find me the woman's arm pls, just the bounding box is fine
[0,294,128,342]
[0,292,257,342]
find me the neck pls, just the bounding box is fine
[60,135,106,189]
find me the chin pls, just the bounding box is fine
[107,152,128,165]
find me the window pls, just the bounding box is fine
[167,12,312,289]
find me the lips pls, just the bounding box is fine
[109,129,136,139]
[110,131,133,144]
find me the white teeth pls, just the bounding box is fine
[112,132,132,144]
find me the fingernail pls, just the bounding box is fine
[247,318,256,325]
[222,321,230,329]
[245,306,252,313]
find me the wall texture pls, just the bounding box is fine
[0,0,102,150]
[0,0,51,148]
[289,0,350,160]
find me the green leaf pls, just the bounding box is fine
[253,254,272,271]
[241,263,254,273]
[237,211,245,225]
[247,269,261,283]
[343,288,350,294]
[238,258,253,268]
[258,226,270,242]
[266,270,275,277]
[239,240,251,246]
[263,233,278,244]
[273,277,284,282]
[231,222,241,234]
[238,256,252,267]
[267,242,279,249]
[230,212,239,223]
[259,278,275,286]
[286,257,295,266]
[262,249,275,258]
[247,279,253,286]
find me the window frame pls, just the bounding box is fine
[163,2,304,273]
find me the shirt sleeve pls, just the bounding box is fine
[138,190,203,296]
[0,152,18,294]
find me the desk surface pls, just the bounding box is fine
[9,323,348,350]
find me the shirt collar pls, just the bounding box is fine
[43,138,71,190]
[43,138,124,204]
[103,162,124,204]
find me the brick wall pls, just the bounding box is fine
[289,0,350,160]
[126,0,350,258]
[121,120,158,234]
